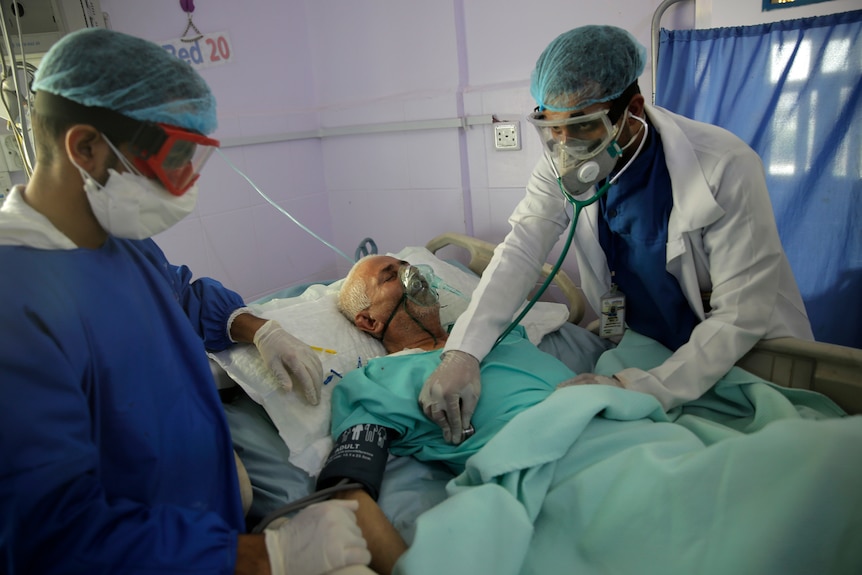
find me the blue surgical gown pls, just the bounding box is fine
[331,327,576,473]
[0,237,246,574]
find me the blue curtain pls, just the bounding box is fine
[656,10,862,348]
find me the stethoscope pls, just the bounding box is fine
[493,115,648,347]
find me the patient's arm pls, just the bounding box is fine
[333,489,406,575]
[316,424,406,573]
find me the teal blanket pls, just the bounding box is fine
[394,332,862,575]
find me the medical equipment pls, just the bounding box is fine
[400,264,439,307]
[317,423,395,501]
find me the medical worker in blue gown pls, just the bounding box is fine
[0,29,370,575]
[420,25,815,444]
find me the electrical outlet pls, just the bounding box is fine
[494,122,521,151]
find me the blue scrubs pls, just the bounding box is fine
[331,327,576,473]
[0,237,246,574]
[598,128,700,351]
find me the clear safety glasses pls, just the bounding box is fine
[129,124,220,196]
[527,108,617,162]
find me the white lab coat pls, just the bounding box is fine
[447,105,813,410]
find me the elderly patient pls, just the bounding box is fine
[314,255,577,574]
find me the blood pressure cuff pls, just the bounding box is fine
[316,424,396,501]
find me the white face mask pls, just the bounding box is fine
[76,160,198,240]
[557,112,648,201]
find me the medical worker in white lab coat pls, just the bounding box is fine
[420,25,813,444]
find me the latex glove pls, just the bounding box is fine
[253,320,324,405]
[419,350,481,444]
[265,499,370,575]
[557,372,624,389]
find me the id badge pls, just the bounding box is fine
[599,285,626,338]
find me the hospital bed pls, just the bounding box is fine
[211,232,862,574]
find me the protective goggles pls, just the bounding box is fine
[33,91,219,196]
[128,123,219,196]
[527,109,618,161]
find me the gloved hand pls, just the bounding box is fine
[419,350,481,444]
[556,373,624,389]
[264,499,370,575]
[253,320,324,405]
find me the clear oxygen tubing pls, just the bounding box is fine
[493,117,648,347]
[215,148,355,264]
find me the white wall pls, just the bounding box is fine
[95,0,856,313]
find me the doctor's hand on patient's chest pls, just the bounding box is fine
[253,319,324,405]
[419,349,481,445]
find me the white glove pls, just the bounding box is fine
[419,350,481,444]
[253,320,324,405]
[556,373,624,389]
[265,499,371,575]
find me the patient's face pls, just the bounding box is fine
[358,255,440,330]
[359,256,410,308]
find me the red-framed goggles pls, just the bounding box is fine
[128,123,219,196]
[34,91,220,196]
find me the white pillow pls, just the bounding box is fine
[210,247,568,476]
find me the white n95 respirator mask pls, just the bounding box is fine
[80,167,199,240]
[75,134,199,240]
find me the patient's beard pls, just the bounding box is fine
[376,295,441,349]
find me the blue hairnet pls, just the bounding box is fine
[32,28,217,135]
[530,25,646,112]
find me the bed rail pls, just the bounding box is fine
[425,232,862,415]
[737,338,862,415]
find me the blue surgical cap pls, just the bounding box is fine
[530,25,646,112]
[32,28,217,135]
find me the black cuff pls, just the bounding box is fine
[316,424,396,501]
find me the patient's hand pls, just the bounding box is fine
[557,373,624,389]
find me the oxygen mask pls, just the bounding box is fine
[398,263,467,307]
[398,264,439,307]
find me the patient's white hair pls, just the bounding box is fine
[337,255,376,323]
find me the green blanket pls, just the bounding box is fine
[394,331,862,575]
